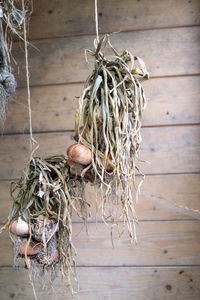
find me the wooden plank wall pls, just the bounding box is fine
[0,0,200,299]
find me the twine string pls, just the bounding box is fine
[94,0,99,47]
[22,0,38,160]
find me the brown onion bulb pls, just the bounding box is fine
[88,108,102,127]
[67,143,92,165]
[19,240,43,256]
[100,155,114,171]
[9,217,29,236]
[32,217,58,242]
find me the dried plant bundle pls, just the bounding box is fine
[2,155,89,288]
[75,35,149,242]
[0,0,32,124]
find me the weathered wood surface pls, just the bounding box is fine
[0,267,200,300]
[28,0,200,40]
[0,125,199,180]
[13,27,200,88]
[0,221,200,267]
[1,174,199,223]
[2,75,200,134]
[0,1,200,298]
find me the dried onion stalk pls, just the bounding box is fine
[4,155,89,288]
[75,35,149,242]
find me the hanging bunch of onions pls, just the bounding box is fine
[72,35,149,242]
[2,155,89,288]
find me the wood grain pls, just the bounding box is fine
[2,76,200,134]
[28,0,200,40]
[0,266,200,300]
[3,83,82,134]
[0,1,199,299]
[0,174,199,223]
[0,221,199,267]
[0,125,199,180]
[13,27,200,88]
[140,125,200,174]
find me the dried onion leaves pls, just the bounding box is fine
[75,35,149,242]
[4,155,89,288]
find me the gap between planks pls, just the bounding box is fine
[1,123,200,137]
[0,265,200,269]
[1,219,199,226]
[15,73,200,90]
[1,172,200,182]
[23,24,200,43]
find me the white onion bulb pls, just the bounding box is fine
[9,217,29,236]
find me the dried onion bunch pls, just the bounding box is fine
[75,35,149,242]
[2,155,89,288]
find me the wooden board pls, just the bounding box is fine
[13,27,200,88]
[28,0,200,40]
[2,76,200,134]
[0,221,200,267]
[0,125,199,180]
[144,76,200,126]
[1,1,199,299]
[0,174,200,223]
[0,266,200,300]
[3,83,82,134]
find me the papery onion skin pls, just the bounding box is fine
[100,155,114,171]
[9,217,29,236]
[19,241,43,256]
[37,249,59,265]
[32,217,58,242]
[67,143,92,165]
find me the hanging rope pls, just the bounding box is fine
[94,0,99,47]
[22,0,38,159]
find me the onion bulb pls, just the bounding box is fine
[67,143,92,165]
[9,217,29,236]
[32,216,58,242]
[37,249,59,265]
[88,108,102,127]
[19,240,43,256]
[100,155,114,171]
